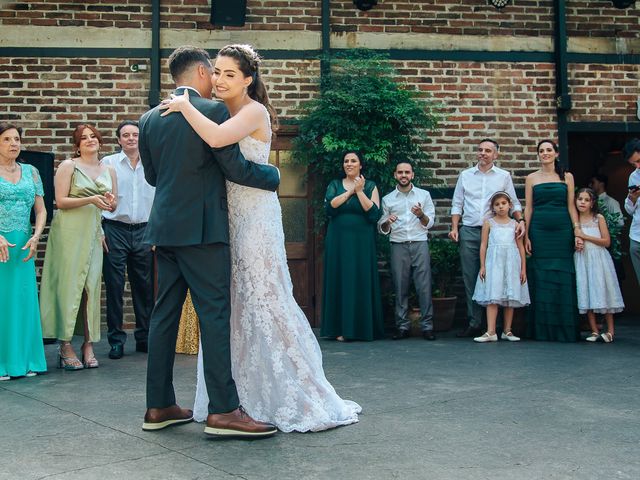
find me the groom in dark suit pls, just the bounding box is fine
[138,46,279,438]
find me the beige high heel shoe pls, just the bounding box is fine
[81,342,99,369]
[58,343,83,371]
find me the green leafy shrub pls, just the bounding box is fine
[598,199,623,260]
[292,49,442,228]
[429,238,460,298]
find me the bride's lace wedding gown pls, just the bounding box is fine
[193,123,361,432]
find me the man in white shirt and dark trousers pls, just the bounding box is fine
[379,161,437,340]
[622,139,640,286]
[102,120,155,359]
[448,139,524,338]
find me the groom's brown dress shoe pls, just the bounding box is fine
[142,405,193,431]
[204,406,277,438]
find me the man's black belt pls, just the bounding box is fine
[103,219,148,230]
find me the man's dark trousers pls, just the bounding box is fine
[146,243,239,413]
[103,219,152,347]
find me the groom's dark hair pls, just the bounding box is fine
[168,46,212,83]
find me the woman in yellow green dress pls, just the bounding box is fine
[40,125,117,370]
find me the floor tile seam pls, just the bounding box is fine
[375,367,640,415]
[6,386,251,478]
[370,378,569,415]
[0,387,197,455]
[169,449,251,479]
[31,449,241,480]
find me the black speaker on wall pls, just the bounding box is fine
[210,0,247,27]
[20,150,55,223]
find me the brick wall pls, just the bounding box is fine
[2,1,638,37]
[0,57,152,156]
[401,61,558,183]
[0,1,153,28]
[568,63,640,123]
[0,58,320,157]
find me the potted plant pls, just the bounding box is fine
[428,237,460,332]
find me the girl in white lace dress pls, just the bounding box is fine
[472,191,530,343]
[160,44,361,431]
[574,188,624,343]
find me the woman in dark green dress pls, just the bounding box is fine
[321,151,384,341]
[524,140,580,342]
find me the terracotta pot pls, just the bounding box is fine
[432,296,456,332]
[409,297,457,334]
[405,307,419,336]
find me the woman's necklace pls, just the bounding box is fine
[0,162,18,173]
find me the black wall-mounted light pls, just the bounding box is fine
[354,0,377,11]
[611,0,635,8]
[489,0,511,9]
[210,0,247,26]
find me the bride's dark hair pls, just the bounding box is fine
[217,44,279,132]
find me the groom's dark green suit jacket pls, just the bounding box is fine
[138,88,280,247]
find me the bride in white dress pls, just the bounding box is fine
[161,44,361,432]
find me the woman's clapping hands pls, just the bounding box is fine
[353,175,365,193]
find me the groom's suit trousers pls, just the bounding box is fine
[146,243,240,414]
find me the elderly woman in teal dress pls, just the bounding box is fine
[40,125,117,370]
[0,123,47,380]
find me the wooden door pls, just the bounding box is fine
[271,132,317,325]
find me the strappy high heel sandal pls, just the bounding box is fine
[58,343,84,371]
[81,342,99,369]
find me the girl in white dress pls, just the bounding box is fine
[472,191,530,343]
[574,188,624,343]
[160,44,361,432]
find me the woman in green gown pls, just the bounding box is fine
[524,140,580,342]
[320,151,384,341]
[40,125,117,369]
[0,123,47,380]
